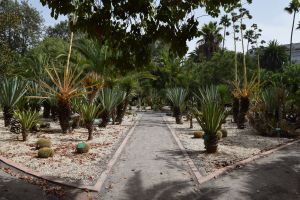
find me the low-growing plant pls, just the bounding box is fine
[220,129,228,138]
[166,88,188,124]
[38,147,54,158]
[0,77,27,127]
[13,110,40,141]
[193,86,225,153]
[36,138,51,149]
[80,103,100,140]
[76,142,90,153]
[193,131,204,138]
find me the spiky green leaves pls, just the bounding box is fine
[166,88,188,112]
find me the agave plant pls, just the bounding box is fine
[193,86,225,153]
[40,65,83,133]
[13,110,40,141]
[97,88,126,127]
[80,103,100,140]
[0,77,27,126]
[166,88,188,124]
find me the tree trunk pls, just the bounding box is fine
[3,106,13,127]
[233,25,238,82]
[116,99,128,124]
[173,107,183,124]
[240,18,247,87]
[222,26,226,50]
[237,96,250,129]
[87,124,93,140]
[204,135,218,153]
[232,97,239,123]
[99,111,109,127]
[57,100,71,134]
[43,100,51,118]
[21,129,27,141]
[289,11,296,64]
[189,114,193,129]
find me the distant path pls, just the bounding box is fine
[98,112,200,200]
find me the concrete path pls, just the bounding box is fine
[97,112,200,200]
[195,140,300,200]
[0,112,299,200]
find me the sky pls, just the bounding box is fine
[28,0,299,53]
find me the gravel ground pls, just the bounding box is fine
[0,113,139,186]
[165,115,293,176]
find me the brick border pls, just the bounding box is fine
[0,115,141,192]
[163,116,300,185]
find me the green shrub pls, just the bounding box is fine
[76,142,90,153]
[38,147,54,158]
[193,131,204,138]
[36,138,51,150]
[220,129,228,137]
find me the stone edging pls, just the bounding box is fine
[0,114,141,192]
[163,116,203,184]
[163,115,300,186]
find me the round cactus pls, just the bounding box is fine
[38,147,54,158]
[220,129,228,138]
[193,131,204,138]
[216,130,223,140]
[76,142,90,154]
[36,138,51,150]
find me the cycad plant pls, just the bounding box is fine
[193,86,225,153]
[97,88,126,127]
[13,110,40,141]
[40,65,83,133]
[166,88,188,124]
[0,77,27,126]
[80,103,100,140]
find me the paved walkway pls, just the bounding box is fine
[98,112,200,199]
[0,112,299,200]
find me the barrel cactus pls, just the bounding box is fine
[38,147,54,158]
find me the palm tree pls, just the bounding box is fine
[219,15,231,50]
[261,40,288,71]
[80,103,100,140]
[285,0,300,63]
[0,77,27,126]
[193,86,225,153]
[97,88,126,127]
[13,110,40,141]
[197,22,223,60]
[73,38,111,75]
[166,88,188,124]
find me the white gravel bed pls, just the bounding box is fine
[165,115,293,176]
[0,113,139,186]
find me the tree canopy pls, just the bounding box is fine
[40,0,244,66]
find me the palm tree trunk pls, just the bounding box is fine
[43,100,51,118]
[99,111,109,127]
[289,11,296,64]
[21,129,27,141]
[222,26,226,50]
[3,106,13,127]
[87,124,93,140]
[240,19,247,87]
[58,100,71,134]
[174,107,183,124]
[233,26,238,82]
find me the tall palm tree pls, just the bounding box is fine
[285,0,300,63]
[219,15,231,50]
[73,38,111,75]
[197,22,223,60]
[261,40,288,71]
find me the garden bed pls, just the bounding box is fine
[0,113,139,186]
[165,115,294,176]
